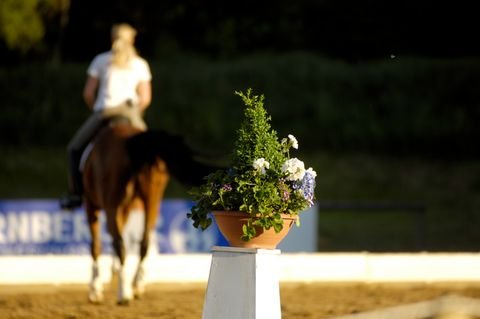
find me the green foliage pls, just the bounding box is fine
[0,63,87,146]
[233,90,284,173]
[0,0,44,52]
[1,53,479,157]
[150,54,480,156]
[188,89,316,241]
[1,0,476,64]
[0,0,69,53]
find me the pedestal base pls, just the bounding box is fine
[202,246,281,319]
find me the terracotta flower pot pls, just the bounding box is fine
[212,211,296,249]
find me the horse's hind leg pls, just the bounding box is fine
[131,202,151,299]
[132,204,153,299]
[86,203,103,303]
[106,206,133,305]
[133,167,169,298]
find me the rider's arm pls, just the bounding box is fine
[83,75,99,110]
[137,80,152,112]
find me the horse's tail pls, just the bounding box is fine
[125,130,222,186]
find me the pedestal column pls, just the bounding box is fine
[202,246,281,319]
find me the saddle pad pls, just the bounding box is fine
[79,143,94,172]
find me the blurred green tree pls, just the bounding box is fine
[0,0,70,57]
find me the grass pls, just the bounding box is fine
[1,146,479,252]
[318,210,425,252]
[307,152,480,251]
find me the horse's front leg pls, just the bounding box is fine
[86,203,103,303]
[132,258,146,299]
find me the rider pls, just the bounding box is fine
[60,23,152,209]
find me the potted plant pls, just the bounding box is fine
[188,88,316,248]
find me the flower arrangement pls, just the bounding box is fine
[188,89,316,241]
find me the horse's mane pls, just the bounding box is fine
[125,129,220,186]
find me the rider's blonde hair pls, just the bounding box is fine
[111,23,138,67]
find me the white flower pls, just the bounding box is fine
[282,158,305,181]
[253,158,270,174]
[288,134,298,149]
[306,167,317,178]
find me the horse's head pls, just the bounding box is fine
[125,129,225,186]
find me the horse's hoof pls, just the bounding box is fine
[88,293,104,304]
[133,284,145,299]
[88,298,103,305]
[117,299,131,306]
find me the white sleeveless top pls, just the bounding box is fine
[87,51,152,112]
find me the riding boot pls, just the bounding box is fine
[59,192,83,210]
[70,149,84,195]
[60,150,84,210]
[60,113,106,210]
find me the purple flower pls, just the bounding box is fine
[221,184,233,192]
[278,180,291,202]
[299,169,316,206]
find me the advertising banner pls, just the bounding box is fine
[0,200,317,255]
[0,199,226,255]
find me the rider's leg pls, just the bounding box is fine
[61,113,105,209]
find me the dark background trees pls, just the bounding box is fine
[3,0,480,151]
[2,0,480,64]
[1,0,480,156]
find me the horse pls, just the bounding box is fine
[81,120,215,304]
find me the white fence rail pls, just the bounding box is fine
[1,252,480,285]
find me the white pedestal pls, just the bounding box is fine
[202,246,281,319]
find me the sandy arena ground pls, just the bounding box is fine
[1,282,480,318]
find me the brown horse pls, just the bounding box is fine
[82,121,215,304]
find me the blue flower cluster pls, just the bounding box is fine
[295,171,316,206]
